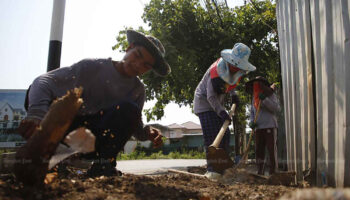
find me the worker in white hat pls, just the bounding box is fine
[193,43,256,179]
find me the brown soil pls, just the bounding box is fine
[0,165,300,200]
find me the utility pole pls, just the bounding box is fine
[47,0,66,72]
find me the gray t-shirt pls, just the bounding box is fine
[27,58,148,140]
[249,93,280,129]
[193,68,235,115]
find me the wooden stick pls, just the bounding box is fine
[168,169,206,178]
[233,101,261,170]
[211,104,236,148]
[247,172,269,180]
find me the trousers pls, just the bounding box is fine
[67,101,142,168]
[255,128,278,175]
[198,111,230,172]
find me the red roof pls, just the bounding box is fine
[181,121,201,129]
[167,121,201,130]
[167,123,184,129]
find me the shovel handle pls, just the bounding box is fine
[234,100,262,170]
[211,104,236,148]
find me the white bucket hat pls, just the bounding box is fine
[220,43,256,72]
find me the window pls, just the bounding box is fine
[13,122,19,128]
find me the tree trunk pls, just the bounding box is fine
[233,117,241,157]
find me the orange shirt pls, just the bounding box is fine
[253,82,263,109]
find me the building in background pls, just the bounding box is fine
[0,90,27,148]
[124,121,236,154]
[0,102,26,130]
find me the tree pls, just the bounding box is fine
[113,0,279,124]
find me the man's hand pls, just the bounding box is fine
[17,118,41,140]
[270,83,277,91]
[219,111,231,123]
[249,122,258,130]
[258,93,266,101]
[145,126,163,148]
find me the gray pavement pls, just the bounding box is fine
[117,159,206,175]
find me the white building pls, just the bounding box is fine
[0,102,26,129]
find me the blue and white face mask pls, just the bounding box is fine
[217,58,248,85]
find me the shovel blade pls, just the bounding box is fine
[207,146,234,174]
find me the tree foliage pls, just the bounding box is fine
[113,0,279,123]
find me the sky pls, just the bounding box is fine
[0,0,244,126]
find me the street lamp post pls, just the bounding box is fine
[47,0,66,72]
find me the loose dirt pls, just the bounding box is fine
[0,165,300,200]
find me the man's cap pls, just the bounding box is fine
[126,30,171,76]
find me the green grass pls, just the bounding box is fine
[0,149,15,154]
[117,149,206,160]
[0,149,15,159]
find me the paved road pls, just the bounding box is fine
[117,159,206,175]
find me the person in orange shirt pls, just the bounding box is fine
[246,76,280,175]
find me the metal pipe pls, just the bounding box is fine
[47,0,66,72]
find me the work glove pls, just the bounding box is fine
[249,122,258,130]
[219,111,231,123]
[258,93,266,101]
[144,126,163,148]
[17,117,41,140]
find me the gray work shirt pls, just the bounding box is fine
[27,58,148,140]
[193,68,234,115]
[250,93,280,129]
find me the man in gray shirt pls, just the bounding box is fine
[17,30,171,177]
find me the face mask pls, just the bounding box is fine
[217,58,248,86]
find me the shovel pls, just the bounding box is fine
[207,104,236,173]
[48,127,95,169]
[1,124,95,174]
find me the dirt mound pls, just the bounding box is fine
[0,165,297,200]
[280,188,350,200]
